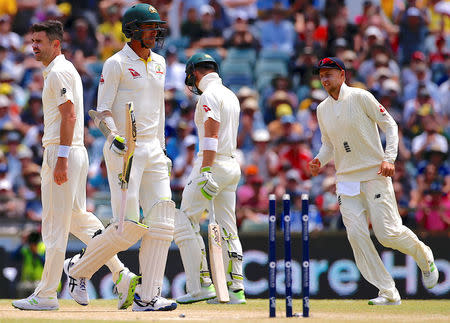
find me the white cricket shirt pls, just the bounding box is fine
[195,73,240,157]
[315,83,398,182]
[97,43,166,147]
[41,54,84,147]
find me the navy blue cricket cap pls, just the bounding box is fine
[317,57,346,72]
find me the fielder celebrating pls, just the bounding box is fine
[63,4,177,311]
[174,53,246,304]
[309,57,439,305]
[12,21,133,310]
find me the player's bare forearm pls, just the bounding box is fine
[201,150,216,169]
[58,100,76,146]
[202,117,220,168]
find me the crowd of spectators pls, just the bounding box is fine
[0,0,448,234]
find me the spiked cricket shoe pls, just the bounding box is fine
[114,268,140,310]
[177,284,216,304]
[12,294,59,310]
[368,296,401,305]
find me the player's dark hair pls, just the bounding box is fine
[30,20,64,43]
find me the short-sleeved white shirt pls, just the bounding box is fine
[41,54,84,147]
[195,73,240,157]
[97,44,166,146]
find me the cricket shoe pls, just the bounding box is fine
[422,262,439,289]
[368,296,401,306]
[207,289,246,304]
[132,293,177,311]
[12,294,59,310]
[114,268,140,309]
[176,284,216,304]
[64,255,89,306]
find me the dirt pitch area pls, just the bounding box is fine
[1,299,449,323]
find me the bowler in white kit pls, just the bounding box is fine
[309,57,439,305]
[174,52,246,304]
[12,20,130,311]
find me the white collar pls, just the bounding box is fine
[198,72,221,92]
[43,54,65,77]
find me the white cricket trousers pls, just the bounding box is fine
[103,137,171,222]
[339,176,433,301]
[35,145,123,298]
[181,155,244,290]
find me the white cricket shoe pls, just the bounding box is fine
[12,294,59,310]
[368,296,401,306]
[207,288,246,304]
[132,293,177,311]
[114,268,140,310]
[64,256,89,306]
[422,262,439,289]
[176,284,216,304]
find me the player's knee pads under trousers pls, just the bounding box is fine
[70,221,148,279]
[174,209,210,294]
[139,200,175,301]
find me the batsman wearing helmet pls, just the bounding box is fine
[174,52,246,304]
[63,4,176,311]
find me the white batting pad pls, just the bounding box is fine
[70,221,148,279]
[174,209,206,295]
[139,200,175,302]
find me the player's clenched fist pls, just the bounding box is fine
[197,167,219,200]
[309,158,321,177]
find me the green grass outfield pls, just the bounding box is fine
[0,299,449,322]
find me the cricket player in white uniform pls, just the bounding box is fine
[12,20,133,311]
[63,4,177,311]
[174,52,246,304]
[309,57,439,305]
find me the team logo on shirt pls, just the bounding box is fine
[203,105,211,112]
[155,63,164,75]
[379,105,386,115]
[128,68,142,79]
[100,74,104,84]
[60,88,66,96]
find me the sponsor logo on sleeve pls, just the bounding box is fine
[203,105,211,112]
[100,74,104,84]
[60,88,66,96]
[379,105,386,116]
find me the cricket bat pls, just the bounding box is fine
[118,102,136,233]
[208,199,230,303]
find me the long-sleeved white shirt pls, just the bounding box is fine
[97,43,165,148]
[195,72,240,157]
[315,83,398,182]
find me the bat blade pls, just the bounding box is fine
[208,223,230,303]
[118,102,136,233]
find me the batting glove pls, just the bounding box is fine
[110,135,127,156]
[198,167,219,200]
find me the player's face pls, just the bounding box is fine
[31,31,56,64]
[140,23,158,48]
[319,68,344,94]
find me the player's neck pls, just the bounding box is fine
[43,50,61,67]
[129,41,151,60]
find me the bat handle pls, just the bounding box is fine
[209,199,216,225]
[118,189,127,234]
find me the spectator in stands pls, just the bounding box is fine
[222,0,258,23]
[236,171,269,230]
[397,5,428,65]
[404,87,441,135]
[415,183,449,232]
[0,168,24,218]
[190,5,224,51]
[165,46,186,92]
[280,134,312,181]
[0,14,21,52]
[237,97,264,153]
[393,180,415,227]
[403,60,440,104]
[259,6,295,55]
[411,117,448,160]
[69,18,98,59]
[172,134,197,196]
[245,128,279,183]
[97,2,126,61]
[268,106,303,142]
[87,159,109,196]
[12,230,45,298]
[223,12,259,49]
[181,7,202,44]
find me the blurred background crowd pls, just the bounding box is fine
[0,0,449,239]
